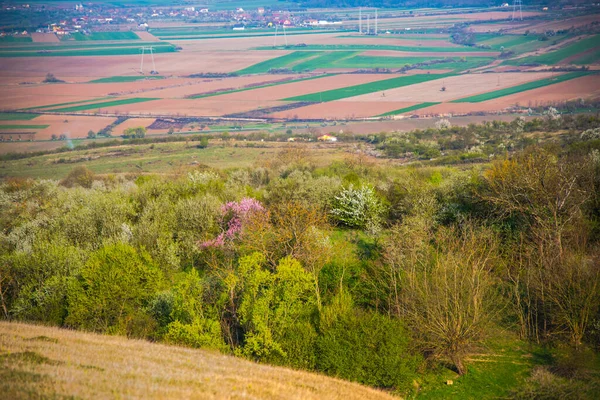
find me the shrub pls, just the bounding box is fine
[66,243,163,337]
[60,166,95,188]
[330,185,385,232]
[317,291,419,391]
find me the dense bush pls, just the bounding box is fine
[66,243,163,337]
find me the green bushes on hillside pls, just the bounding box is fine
[1,118,600,397]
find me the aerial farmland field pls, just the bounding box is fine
[0,4,598,145]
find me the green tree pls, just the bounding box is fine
[123,126,146,139]
[235,253,316,362]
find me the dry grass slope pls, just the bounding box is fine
[0,321,398,400]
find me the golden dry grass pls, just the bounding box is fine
[0,321,398,400]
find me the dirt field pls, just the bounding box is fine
[0,50,287,82]
[0,76,303,110]
[30,33,59,43]
[0,114,116,140]
[340,72,556,103]
[268,101,418,120]
[305,114,535,135]
[305,35,461,48]
[134,31,161,41]
[510,14,600,34]
[129,75,308,99]
[342,11,542,28]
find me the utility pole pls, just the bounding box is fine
[375,8,378,35]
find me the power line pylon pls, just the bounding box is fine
[512,0,523,21]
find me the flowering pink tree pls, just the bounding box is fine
[201,198,265,248]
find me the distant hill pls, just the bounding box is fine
[0,321,397,400]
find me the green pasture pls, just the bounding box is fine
[452,72,590,103]
[285,73,453,102]
[50,98,160,112]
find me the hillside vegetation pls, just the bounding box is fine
[1,115,600,398]
[0,321,395,400]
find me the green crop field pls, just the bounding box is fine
[0,124,49,129]
[237,51,321,74]
[476,34,538,50]
[291,51,358,71]
[285,73,453,102]
[0,36,32,43]
[379,102,440,116]
[188,74,335,99]
[505,35,600,65]
[0,113,40,120]
[452,72,590,103]
[23,98,112,111]
[0,42,170,51]
[70,32,141,41]
[89,76,165,83]
[573,49,600,65]
[0,45,177,57]
[50,98,160,112]
[258,43,489,52]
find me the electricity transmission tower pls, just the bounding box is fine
[512,0,523,21]
[140,46,157,74]
[358,7,378,35]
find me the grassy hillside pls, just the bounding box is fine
[0,321,396,400]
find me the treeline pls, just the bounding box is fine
[1,120,599,396]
